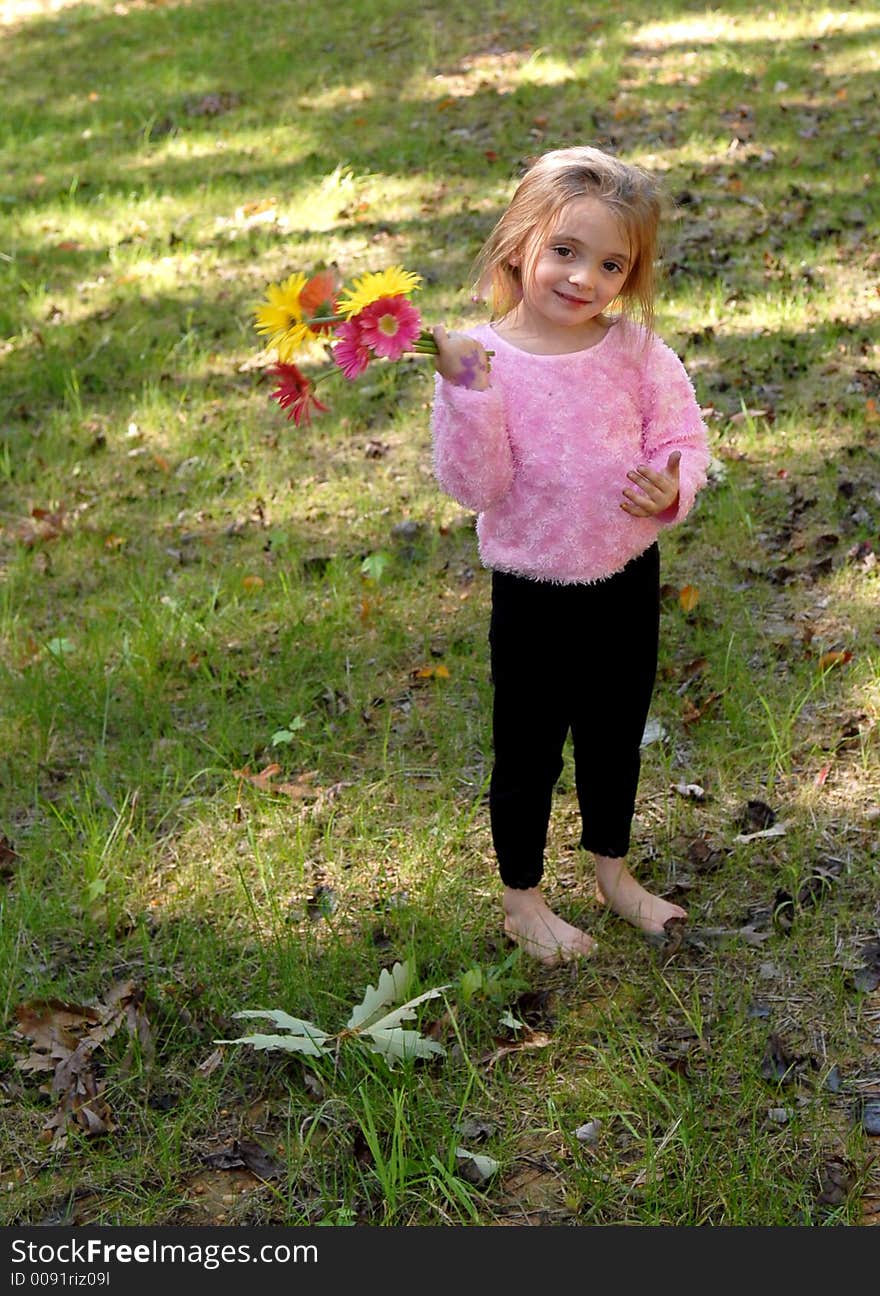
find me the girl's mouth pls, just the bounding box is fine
[554,290,591,306]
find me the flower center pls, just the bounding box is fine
[377,313,399,337]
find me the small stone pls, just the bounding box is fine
[860,1099,880,1136]
[391,520,424,541]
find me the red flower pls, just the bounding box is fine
[268,363,328,426]
[356,295,422,360]
[332,318,372,379]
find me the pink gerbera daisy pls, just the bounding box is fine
[355,296,422,361]
[332,319,372,379]
[269,363,328,427]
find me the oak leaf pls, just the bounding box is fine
[679,585,700,613]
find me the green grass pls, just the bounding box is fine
[1,0,878,1226]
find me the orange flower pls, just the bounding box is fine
[299,269,341,333]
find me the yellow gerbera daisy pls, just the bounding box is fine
[254,272,325,360]
[337,266,422,319]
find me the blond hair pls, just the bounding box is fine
[474,147,663,332]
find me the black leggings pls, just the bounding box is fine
[489,544,660,889]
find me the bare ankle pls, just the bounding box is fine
[501,886,596,963]
[503,885,543,913]
[591,853,687,936]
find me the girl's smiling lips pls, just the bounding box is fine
[554,289,592,306]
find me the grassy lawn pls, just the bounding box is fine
[1,0,878,1226]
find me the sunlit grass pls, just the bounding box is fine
[634,7,879,48]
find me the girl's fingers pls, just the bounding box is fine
[622,490,652,510]
[629,466,663,488]
[625,477,661,501]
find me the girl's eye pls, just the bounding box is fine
[552,245,573,258]
[603,261,623,274]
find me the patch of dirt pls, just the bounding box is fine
[173,1167,269,1225]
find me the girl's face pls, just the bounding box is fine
[515,196,632,342]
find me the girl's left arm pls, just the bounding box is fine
[638,337,711,525]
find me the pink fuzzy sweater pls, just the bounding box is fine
[431,319,710,584]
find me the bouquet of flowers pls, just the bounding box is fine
[253,265,441,427]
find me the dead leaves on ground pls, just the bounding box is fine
[477,1026,552,1069]
[678,584,700,613]
[0,834,19,881]
[233,763,321,801]
[13,981,152,1149]
[665,650,727,728]
[231,765,351,824]
[9,505,67,547]
[201,1137,283,1181]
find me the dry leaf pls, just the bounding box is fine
[671,782,706,801]
[274,772,321,800]
[202,1138,283,1181]
[479,1029,551,1068]
[234,764,320,801]
[682,690,726,725]
[234,763,281,787]
[1,835,19,881]
[679,585,700,613]
[817,650,852,671]
[236,196,275,218]
[728,407,768,425]
[197,1047,226,1077]
[734,821,788,845]
[14,982,151,1148]
[14,507,66,547]
[411,664,451,680]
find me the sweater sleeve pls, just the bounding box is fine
[639,337,710,526]
[431,373,515,512]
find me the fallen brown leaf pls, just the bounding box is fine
[679,584,700,613]
[202,1138,283,1181]
[234,764,322,802]
[816,1157,857,1209]
[13,981,152,1149]
[479,1029,551,1068]
[197,1047,226,1077]
[1,835,19,881]
[13,506,66,547]
[411,664,451,681]
[817,650,853,671]
[682,689,726,725]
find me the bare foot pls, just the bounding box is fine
[503,887,597,965]
[593,856,687,935]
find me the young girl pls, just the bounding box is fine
[430,146,710,965]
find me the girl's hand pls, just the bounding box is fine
[432,325,491,391]
[620,451,681,517]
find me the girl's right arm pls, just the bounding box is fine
[430,326,514,512]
